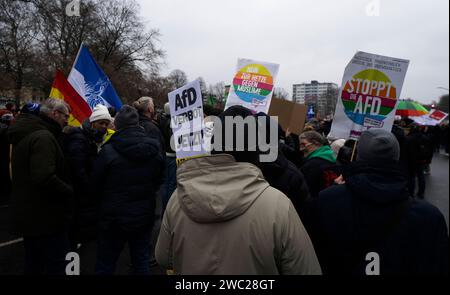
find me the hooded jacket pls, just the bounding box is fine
[309,161,449,275]
[92,126,165,233]
[300,145,338,198]
[8,114,73,236]
[156,154,322,275]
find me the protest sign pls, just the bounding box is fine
[411,110,448,126]
[168,79,208,165]
[225,58,280,114]
[329,51,410,140]
[429,110,448,123]
[268,98,307,135]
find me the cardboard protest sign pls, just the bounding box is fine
[411,110,448,126]
[168,79,208,165]
[329,51,410,140]
[225,58,280,114]
[268,98,307,135]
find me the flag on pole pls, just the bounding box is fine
[49,70,92,126]
[68,44,123,111]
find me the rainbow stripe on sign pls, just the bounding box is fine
[341,69,398,126]
[233,64,274,103]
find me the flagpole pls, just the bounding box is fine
[350,141,358,162]
[69,42,85,75]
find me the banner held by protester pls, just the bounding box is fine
[169,79,208,166]
[329,51,410,140]
[225,58,280,114]
[68,44,123,111]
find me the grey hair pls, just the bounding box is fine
[164,102,170,115]
[40,98,70,116]
[299,131,327,147]
[133,96,154,114]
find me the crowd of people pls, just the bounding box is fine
[0,98,448,276]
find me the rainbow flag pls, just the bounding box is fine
[49,70,92,126]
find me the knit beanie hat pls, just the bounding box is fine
[115,105,139,130]
[89,104,112,123]
[357,129,400,163]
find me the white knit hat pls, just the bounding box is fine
[89,104,112,123]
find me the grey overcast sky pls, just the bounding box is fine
[137,0,449,104]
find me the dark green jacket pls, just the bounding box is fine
[8,114,73,237]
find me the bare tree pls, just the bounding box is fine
[0,0,37,105]
[0,0,166,105]
[144,75,174,108]
[93,0,165,73]
[198,76,208,98]
[31,0,97,72]
[167,69,188,89]
[209,82,226,102]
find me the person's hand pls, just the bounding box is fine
[334,175,345,185]
[285,128,292,138]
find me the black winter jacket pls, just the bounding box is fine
[138,115,165,152]
[63,122,101,241]
[260,153,311,217]
[405,131,434,173]
[300,157,339,199]
[92,126,165,233]
[8,114,73,236]
[309,161,449,275]
[0,124,11,202]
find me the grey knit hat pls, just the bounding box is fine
[357,129,400,163]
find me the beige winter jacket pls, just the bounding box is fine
[155,154,322,275]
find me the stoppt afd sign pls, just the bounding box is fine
[330,51,410,140]
[225,58,280,114]
[168,79,208,165]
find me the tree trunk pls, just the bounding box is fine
[14,72,23,108]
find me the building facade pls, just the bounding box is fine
[0,87,47,106]
[293,81,339,118]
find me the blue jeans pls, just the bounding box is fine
[24,232,70,275]
[95,227,152,275]
[408,165,426,198]
[162,156,177,214]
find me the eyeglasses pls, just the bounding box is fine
[300,142,313,149]
[56,110,70,120]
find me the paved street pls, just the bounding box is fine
[0,195,165,275]
[0,152,448,275]
[425,151,449,228]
